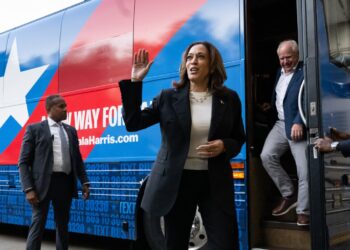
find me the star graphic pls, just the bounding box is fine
[0,38,49,127]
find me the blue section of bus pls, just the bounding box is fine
[0,118,22,153]
[0,33,8,76]
[316,2,350,134]
[0,162,151,240]
[0,161,248,246]
[234,177,248,250]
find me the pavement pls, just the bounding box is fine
[0,233,96,250]
[0,224,131,250]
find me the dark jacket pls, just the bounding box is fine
[338,140,350,157]
[18,120,89,201]
[120,80,245,216]
[271,62,305,140]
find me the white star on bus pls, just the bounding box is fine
[0,38,49,127]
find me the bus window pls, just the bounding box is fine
[324,0,350,71]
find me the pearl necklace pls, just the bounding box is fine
[189,90,212,104]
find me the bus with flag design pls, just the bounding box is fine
[0,0,349,249]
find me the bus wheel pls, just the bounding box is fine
[188,209,208,250]
[143,208,208,250]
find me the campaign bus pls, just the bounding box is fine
[0,0,349,249]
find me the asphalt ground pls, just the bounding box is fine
[0,224,132,250]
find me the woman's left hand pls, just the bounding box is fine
[196,139,225,158]
[131,49,153,82]
[82,184,90,200]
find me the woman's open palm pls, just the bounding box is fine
[131,49,152,81]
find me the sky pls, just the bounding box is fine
[0,0,84,33]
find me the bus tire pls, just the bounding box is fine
[142,209,208,250]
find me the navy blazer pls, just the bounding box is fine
[120,80,245,216]
[271,62,305,140]
[338,140,350,157]
[18,120,89,201]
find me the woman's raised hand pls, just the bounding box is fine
[131,49,153,82]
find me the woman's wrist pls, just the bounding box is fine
[131,78,141,82]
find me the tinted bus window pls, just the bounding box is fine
[324,0,350,71]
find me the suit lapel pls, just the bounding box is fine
[172,87,191,137]
[209,92,227,139]
[285,64,303,96]
[41,120,52,141]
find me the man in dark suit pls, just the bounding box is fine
[260,40,309,226]
[315,138,350,156]
[315,128,350,157]
[18,94,90,250]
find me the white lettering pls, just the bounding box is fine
[65,113,72,125]
[118,105,124,126]
[108,106,117,127]
[78,134,139,145]
[85,110,92,129]
[102,107,109,128]
[74,110,85,130]
[92,108,100,128]
[37,104,153,130]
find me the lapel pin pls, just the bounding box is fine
[220,100,224,104]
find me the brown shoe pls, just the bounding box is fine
[272,196,297,216]
[297,214,310,226]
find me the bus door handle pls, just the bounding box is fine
[309,128,319,159]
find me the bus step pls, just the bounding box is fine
[252,248,298,250]
[262,220,310,250]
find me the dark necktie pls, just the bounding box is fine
[59,123,71,174]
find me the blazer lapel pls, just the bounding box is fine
[172,87,191,137]
[285,63,303,95]
[208,92,227,139]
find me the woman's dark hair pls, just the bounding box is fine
[173,41,227,92]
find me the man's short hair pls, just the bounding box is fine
[45,94,62,112]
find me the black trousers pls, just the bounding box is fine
[164,170,238,250]
[26,173,73,250]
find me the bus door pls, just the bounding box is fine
[246,0,314,249]
[301,0,350,249]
